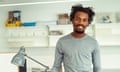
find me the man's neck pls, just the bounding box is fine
[71,32,86,39]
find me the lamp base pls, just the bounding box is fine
[19,59,27,72]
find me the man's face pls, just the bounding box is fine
[72,11,89,34]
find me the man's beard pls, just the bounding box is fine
[74,24,86,34]
[75,30,84,34]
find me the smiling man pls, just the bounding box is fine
[52,4,101,72]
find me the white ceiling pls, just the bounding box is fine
[0,0,90,7]
[0,0,89,4]
[0,0,51,3]
[0,0,83,2]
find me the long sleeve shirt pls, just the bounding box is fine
[52,34,101,72]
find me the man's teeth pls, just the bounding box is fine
[78,26,83,29]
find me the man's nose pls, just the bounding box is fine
[78,20,84,24]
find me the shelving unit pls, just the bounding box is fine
[6,24,95,48]
[7,23,120,48]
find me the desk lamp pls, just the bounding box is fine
[11,46,49,72]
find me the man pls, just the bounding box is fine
[52,4,101,72]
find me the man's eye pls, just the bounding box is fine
[75,18,79,20]
[83,19,88,22]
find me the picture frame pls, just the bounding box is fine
[57,13,71,25]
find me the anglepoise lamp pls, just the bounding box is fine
[11,46,49,72]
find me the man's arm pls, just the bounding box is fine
[92,42,101,72]
[51,40,64,72]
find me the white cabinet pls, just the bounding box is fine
[95,23,120,46]
[6,25,49,48]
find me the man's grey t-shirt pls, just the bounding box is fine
[52,34,101,72]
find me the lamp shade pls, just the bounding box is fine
[11,47,26,67]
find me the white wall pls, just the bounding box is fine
[0,0,120,52]
[0,0,120,72]
[0,53,18,72]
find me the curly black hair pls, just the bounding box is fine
[70,4,95,24]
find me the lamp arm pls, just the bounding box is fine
[24,54,49,71]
